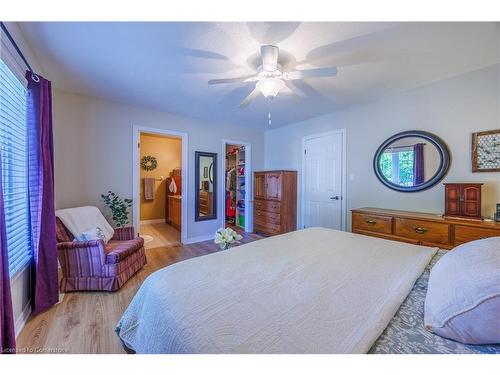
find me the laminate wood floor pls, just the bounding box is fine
[16,231,263,354]
[140,222,181,249]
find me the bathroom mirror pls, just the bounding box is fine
[195,151,217,221]
[373,130,450,192]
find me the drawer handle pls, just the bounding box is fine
[365,219,377,225]
[414,227,428,234]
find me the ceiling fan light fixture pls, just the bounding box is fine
[256,77,285,98]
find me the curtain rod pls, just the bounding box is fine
[0,22,36,75]
[386,143,426,150]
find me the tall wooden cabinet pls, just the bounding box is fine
[253,170,297,236]
[444,183,483,220]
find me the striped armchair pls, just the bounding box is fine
[56,218,147,292]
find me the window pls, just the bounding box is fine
[379,147,415,186]
[0,57,31,276]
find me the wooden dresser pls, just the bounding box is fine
[352,207,500,249]
[254,170,297,236]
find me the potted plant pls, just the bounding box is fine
[101,191,133,228]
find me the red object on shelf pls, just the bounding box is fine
[226,192,236,218]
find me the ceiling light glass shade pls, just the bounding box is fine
[256,78,285,98]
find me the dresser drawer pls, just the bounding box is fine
[395,218,450,246]
[254,222,281,235]
[255,209,281,225]
[254,199,281,213]
[454,225,500,246]
[352,213,392,235]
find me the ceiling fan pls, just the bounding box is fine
[208,45,338,124]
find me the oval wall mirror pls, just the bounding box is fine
[373,130,450,192]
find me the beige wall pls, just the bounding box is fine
[265,64,500,230]
[140,134,181,221]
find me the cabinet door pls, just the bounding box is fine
[254,173,266,199]
[461,186,481,218]
[168,198,174,222]
[172,199,181,228]
[266,172,282,200]
[445,185,461,216]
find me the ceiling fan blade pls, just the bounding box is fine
[261,45,279,72]
[239,88,260,108]
[285,81,306,99]
[208,75,256,85]
[285,66,338,80]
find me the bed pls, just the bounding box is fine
[116,227,500,354]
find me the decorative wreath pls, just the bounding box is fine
[140,155,158,171]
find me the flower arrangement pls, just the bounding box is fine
[214,227,243,250]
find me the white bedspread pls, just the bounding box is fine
[116,227,436,353]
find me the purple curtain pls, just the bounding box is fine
[25,72,58,315]
[0,150,16,354]
[413,143,425,185]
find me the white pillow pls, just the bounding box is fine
[76,226,108,243]
[424,236,500,344]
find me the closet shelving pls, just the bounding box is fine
[226,151,236,225]
[225,144,246,229]
[235,146,246,229]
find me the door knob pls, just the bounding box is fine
[330,196,340,200]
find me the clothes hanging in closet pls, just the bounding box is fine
[226,167,236,192]
[225,167,237,221]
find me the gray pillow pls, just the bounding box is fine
[424,236,500,344]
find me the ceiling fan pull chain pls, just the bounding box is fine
[267,97,272,126]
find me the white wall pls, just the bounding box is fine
[52,89,265,241]
[265,64,500,230]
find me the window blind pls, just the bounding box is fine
[0,57,31,277]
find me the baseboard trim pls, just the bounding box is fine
[184,234,213,245]
[140,219,165,225]
[15,300,32,337]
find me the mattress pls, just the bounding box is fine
[116,227,436,353]
[370,250,500,354]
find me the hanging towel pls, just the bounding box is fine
[169,178,178,194]
[144,178,156,200]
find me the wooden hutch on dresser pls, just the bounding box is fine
[253,170,297,236]
[352,207,500,250]
[444,183,483,220]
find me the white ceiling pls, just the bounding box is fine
[18,22,500,130]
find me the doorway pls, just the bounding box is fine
[132,126,188,245]
[222,140,252,233]
[301,129,346,231]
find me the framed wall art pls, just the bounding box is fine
[472,129,500,172]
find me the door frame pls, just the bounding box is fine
[301,129,347,231]
[132,125,188,244]
[221,139,253,233]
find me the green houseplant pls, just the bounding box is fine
[101,191,133,228]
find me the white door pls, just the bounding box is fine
[303,132,344,230]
